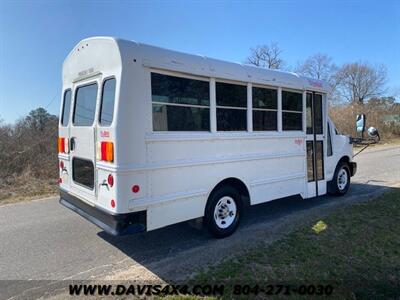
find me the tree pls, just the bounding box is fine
[335,62,387,104]
[246,43,285,69]
[24,107,57,131]
[295,53,337,82]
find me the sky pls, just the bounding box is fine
[0,0,399,123]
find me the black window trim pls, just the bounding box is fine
[72,81,99,127]
[151,71,211,132]
[61,88,72,127]
[98,76,117,127]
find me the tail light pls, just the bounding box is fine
[97,141,114,162]
[58,137,69,153]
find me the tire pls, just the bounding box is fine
[204,185,242,238]
[328,162,351,196]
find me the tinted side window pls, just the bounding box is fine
[61,89,72,126]
[282,90,303,131]
[282,91,302,111]
[314,94,323,134]
[253,87,277,109]
[151,73,210,131]
[153,104,210,131]
[216,82,247,131]
[216,82,247,107]
[73,83,98,126]
[327,122,333,156]
[151,73,209,106]
[253,86,278,131]
[99,78,116,126]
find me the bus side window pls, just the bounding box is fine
[216,82,247,131]
[99,78,116,126]
[151,73,210,131]
[252,86,278,131]
[282,90,303,131]
[61,89,72,126]
[327,122,333,156]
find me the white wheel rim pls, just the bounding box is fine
[213,196,237,229]
[337,168,348,191]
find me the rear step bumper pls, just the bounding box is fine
[59,190,146,236]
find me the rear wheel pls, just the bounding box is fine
[204,186,242,238]
[329,162,350,196]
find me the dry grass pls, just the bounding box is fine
[0,168,58,205]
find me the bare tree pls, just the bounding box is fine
[335,62,387,104]
[295,53,342,104]
[246,43,285,69]
[295,53,337,81]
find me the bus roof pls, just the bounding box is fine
[64,36,330,93]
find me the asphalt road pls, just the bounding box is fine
[0,145,399,298]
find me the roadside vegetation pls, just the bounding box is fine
[193,189,400,299]
[0,108,58,204]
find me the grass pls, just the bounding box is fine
[192,189,400,299]
[0,171,58,205]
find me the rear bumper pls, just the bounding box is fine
[350,162,357,177]
[59,190,146,236]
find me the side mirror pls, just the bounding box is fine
[356,114,366,133]
[368,127,380,141]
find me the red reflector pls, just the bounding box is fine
[111,199,116,208]
[58,178,62,184]
[132,185,140,193]
[60,161,64,169]
[107,174,114,187]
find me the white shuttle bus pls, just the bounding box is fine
[59,37,357,238]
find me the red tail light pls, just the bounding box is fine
[58,137,69,154]
[59,161,64,169]
[97,141,114,162]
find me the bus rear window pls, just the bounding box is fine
[99,78,116,126]
[61,89,72,126]
[73,83,98,126]
[72,158,94,189]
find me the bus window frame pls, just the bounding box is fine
[98,76,117,127]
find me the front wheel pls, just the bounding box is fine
[204,186,242,238]
[329,162,350,196]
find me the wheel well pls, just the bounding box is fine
[208,178,250,207]
[337,155,355,175]
[338,156,350,165]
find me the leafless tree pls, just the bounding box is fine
[335,62,387,104]
[295,53,341,104]
[246,43,285,70]
[295,53,337,81]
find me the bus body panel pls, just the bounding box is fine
[59,37,355,235]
